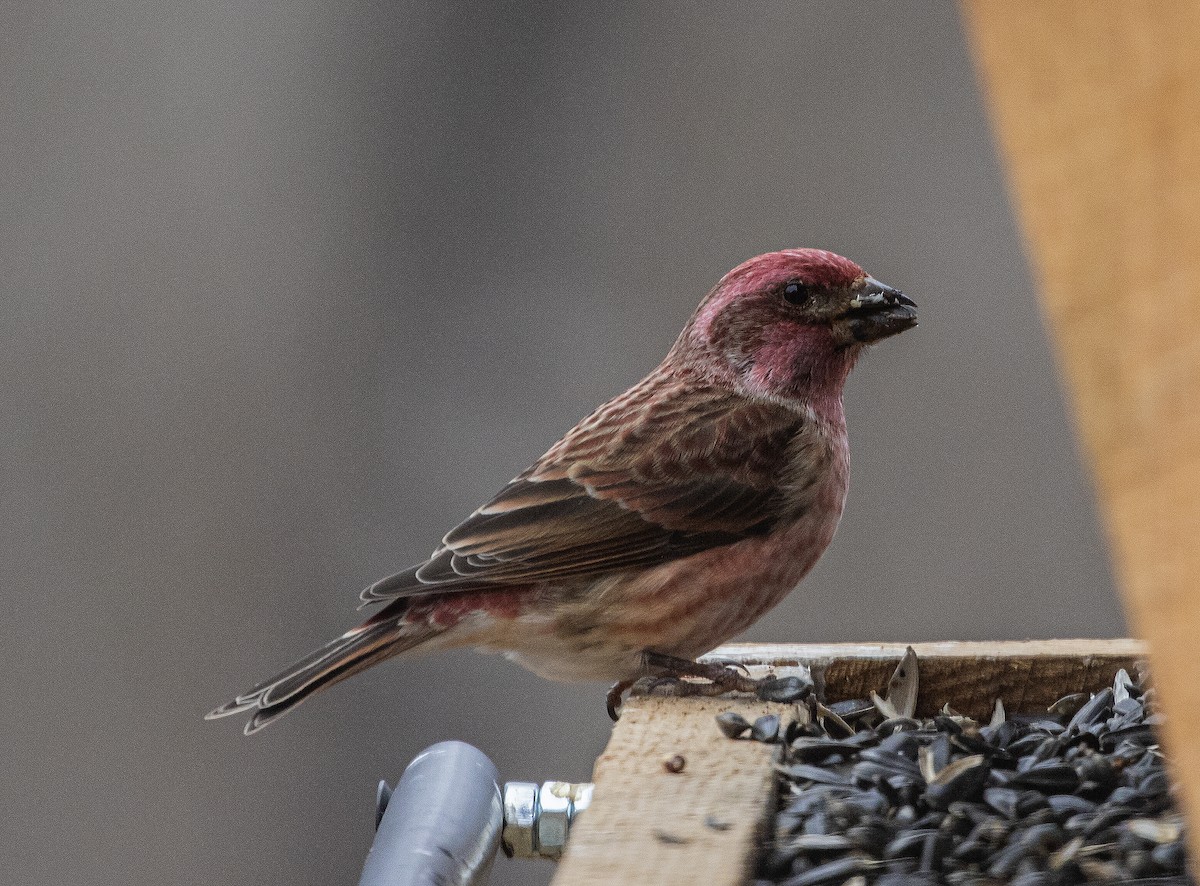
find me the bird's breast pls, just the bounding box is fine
[455,412,851,682]
[542,424,850,669]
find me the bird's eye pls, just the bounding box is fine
[782,280,810,306]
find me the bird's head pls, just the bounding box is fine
[671,248,917,407]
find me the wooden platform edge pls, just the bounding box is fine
[712,639,1146,721]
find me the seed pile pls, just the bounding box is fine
[717,651,1193,886]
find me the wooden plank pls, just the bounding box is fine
[960,0,1200,867]
[712,639,1146,721]
[553,640,1143,885]
[551,695,780,886]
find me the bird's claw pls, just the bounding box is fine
[606,679,634,721]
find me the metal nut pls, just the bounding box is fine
[536,781,572,858]
[500,782,538,858]
[501,780,594,859]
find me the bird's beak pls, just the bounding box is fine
[842,276,918,343]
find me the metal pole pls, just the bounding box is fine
[358,741,503,886]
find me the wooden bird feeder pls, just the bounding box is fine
[552,640,1146,885]
[550,3,1200,882]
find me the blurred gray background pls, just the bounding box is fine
[2,2,1124,884]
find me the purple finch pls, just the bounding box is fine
[208,248,916,733]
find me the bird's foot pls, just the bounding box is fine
[640,674,745,699]
[606,657,751,720]
[605,653,812,720]
[669,655,813,703]
[642,652,811,701]
[643,652,762,693]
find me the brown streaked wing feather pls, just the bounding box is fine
[363,381,808,602]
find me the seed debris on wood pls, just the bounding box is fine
[717,656,1194,885]
[653,829,692,846]
[662,753,687,774]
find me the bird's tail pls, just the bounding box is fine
[205,599,440,735]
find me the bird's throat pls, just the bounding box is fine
[741,324,858,417]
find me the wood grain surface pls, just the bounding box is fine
[961,0,1200,866]
[550,695,779,886]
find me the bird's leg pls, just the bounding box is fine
[640,652,813,704]
[606,652,812,719]
[642,652,749,689]
[605,656,736,720]
[642,652,761,693]
[606,655,751,720]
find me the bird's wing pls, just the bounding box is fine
[361,379,812,603]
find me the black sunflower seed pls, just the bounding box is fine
[742,656,1188,885]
